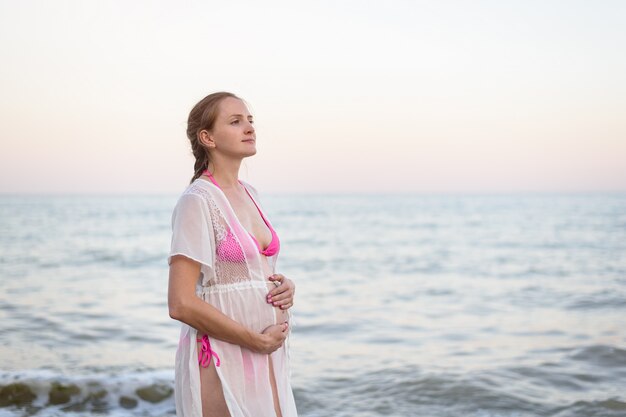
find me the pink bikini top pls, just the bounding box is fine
[201,169,280,262]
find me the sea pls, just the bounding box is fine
[0,192,624,417]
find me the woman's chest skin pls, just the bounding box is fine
[223,189,272,248]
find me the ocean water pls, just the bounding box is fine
[0,192,625,417]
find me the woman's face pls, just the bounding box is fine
[205,97,256,157]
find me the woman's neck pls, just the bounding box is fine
[204,159,242,189]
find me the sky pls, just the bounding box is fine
[0,0,625,194]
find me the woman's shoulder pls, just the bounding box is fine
[173,179,217,210]
[182,178,219,198]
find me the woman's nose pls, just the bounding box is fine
[245,121,255,134]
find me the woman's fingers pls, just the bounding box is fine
[267,285,293,302]
[271,296,291,306]
[267,284,293,301]
[267,275,295,309]
[268,274,285,293]
[268,295,292,308]
[258,323,289,353]
[267,274,289,297]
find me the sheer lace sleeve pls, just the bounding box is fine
[168,193,214,268]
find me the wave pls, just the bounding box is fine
[3,354,625,417]
[0,369,175,417]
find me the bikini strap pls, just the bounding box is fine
[202,169,220,189]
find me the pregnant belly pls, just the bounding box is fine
[200,257,290,333]
[201,286,285,334]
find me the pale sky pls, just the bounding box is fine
[1,0,625,194]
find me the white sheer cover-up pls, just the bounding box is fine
[168,178,297,417]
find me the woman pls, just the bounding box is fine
[167,92,298,417]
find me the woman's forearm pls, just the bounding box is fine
[169,293,261,350]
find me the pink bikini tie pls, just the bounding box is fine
[197,334,221,367]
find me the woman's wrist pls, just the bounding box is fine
[242,328,264,352]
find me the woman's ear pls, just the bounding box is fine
[199,130,215,148]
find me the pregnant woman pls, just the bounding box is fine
[167,92,298,417]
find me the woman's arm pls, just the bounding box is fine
[168,255,288,354]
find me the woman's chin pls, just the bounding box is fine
[243,148,258,157]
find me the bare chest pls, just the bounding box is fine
[222,189,272,249]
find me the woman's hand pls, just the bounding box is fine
[267,274,295,310]
[254,322,289,354]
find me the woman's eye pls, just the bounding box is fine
[230,120,239,124]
